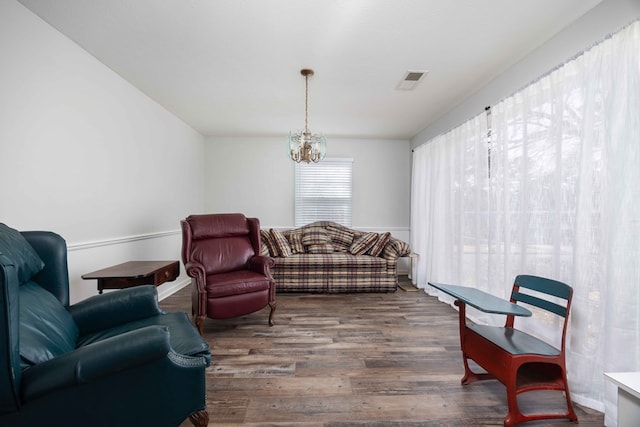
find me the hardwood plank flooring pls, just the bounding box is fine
[162,277,603,426]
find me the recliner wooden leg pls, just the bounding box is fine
[194,315,205,336]
[268,302,277,326]
[188,409,209,427]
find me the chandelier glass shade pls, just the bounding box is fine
[288,69,326,163]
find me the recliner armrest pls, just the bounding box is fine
[69,285,163,336]
[20,326,173,402]
[184,261,206,287]
[248,255,274,277]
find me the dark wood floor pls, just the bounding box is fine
[161,277,603,426]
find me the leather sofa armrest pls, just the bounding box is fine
[69,285,163,336]
[248,255,275,277]
[21,326,172,402]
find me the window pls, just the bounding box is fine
[295,157,353,227]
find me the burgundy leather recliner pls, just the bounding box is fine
[181,213,276,335]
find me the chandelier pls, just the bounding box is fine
[288,68,326,163]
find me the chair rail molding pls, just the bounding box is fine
[67,229,181,251]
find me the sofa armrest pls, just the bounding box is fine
[21,326,172,402]
[381,238,411,262]
[248,255,275,277]
[69,285,163,336]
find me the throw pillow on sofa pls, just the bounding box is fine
[325,225,355,252]
[301,227,331,247]
[270,229,292,257]
[349,232,378,255]
[367,232,391,257]
[287,231,305,254]
[260,229,277,256]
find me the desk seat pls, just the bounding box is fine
[469,325,559,357]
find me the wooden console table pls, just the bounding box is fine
[82,260,180,294]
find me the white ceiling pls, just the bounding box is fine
[18,0,602,140]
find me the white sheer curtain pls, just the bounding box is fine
[411,21,640,423]
[410,113,488,295]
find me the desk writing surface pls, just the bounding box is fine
[428,282,532,317]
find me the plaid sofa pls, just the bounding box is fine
[260,221,410,293]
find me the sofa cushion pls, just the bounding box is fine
[270,229,292,257]
[301,227,331,246]
[272,253,392,293]
[0,223,45,284]
[307,243,334,254]
[19,281,79,369]
[350,232,378,255]
[367,232,391,257]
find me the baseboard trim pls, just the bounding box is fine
[157,278,191,301]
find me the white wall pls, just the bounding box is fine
[411,0,640,148]
[204,136,410,227]
[203,135,412,270]
[0,0,206,303]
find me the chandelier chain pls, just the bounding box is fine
[304,73,309,131]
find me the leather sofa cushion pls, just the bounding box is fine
[19,282,78,369]
[205,270,270,298]
[0,223,44,284]
[76,312,211,365]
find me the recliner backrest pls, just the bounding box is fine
[182,214,258,275]
[0,229,71,415]
[0,254,21,414]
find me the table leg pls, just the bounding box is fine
[455,300,493,385]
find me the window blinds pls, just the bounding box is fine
[294,157,353,227]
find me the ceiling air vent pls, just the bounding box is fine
[396,70,429,90]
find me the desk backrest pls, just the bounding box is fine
[507,275,573,348]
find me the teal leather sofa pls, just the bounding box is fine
[0,224,211,427]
